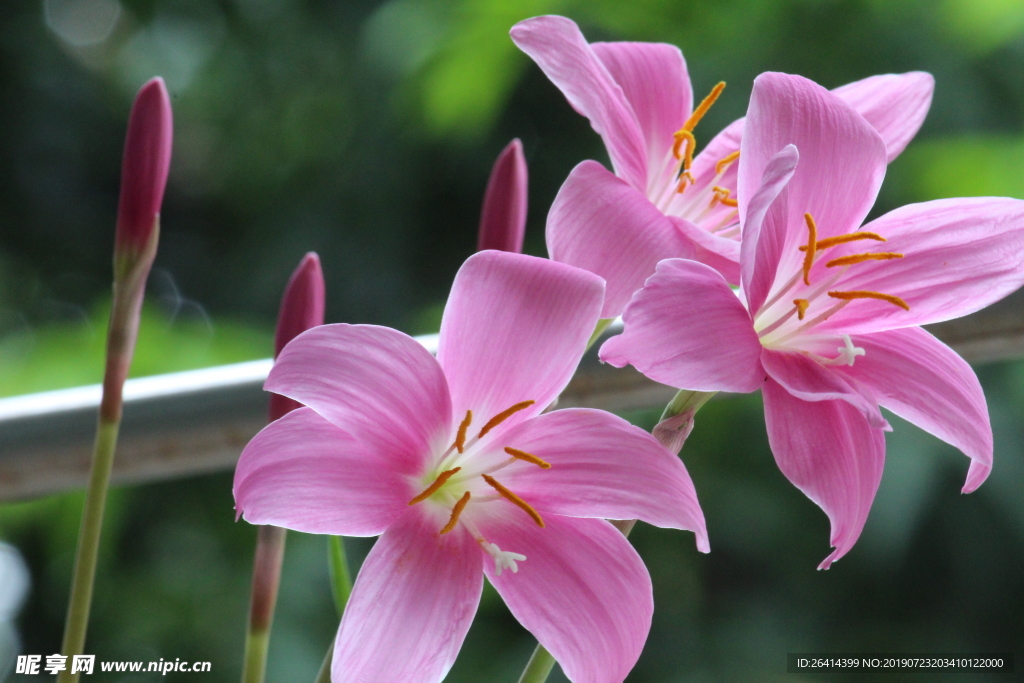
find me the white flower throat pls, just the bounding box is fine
[407,400,548,576]
[752,212,909,366]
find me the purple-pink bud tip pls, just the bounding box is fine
[269,253,326,421]
[477,138,527,254]
[115,77,173,254]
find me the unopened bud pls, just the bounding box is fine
[269,253,326,421]
[477,138,527,253]
[115,77,172,257]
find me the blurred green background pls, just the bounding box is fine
[2,0,1023,680]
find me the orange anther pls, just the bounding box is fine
[453,410,472,453]
[505,447,551,469]
[408,467,461,505]
[825,252,904,268]
[800,232,887,252]
[801,213,818,286]
[439,491,471,534]
[712,186,738,207]
[478,401,535,439]
[715,150,740,175]
[683,81,726,133]
[828,290,910,311]
[793,299,810,320]
[672,129,696,167]
[675,170,695,193]
[482,474,545,527]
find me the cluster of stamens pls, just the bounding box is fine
[646,82,743,236]
[407,400,551,575]
[754,212,909,366]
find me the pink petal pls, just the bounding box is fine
[669,215,741,284]
[437,250,604,438]
[495,408,709,551]
[762,379,887,569]
[510,16,649,190]
[816,197,1024,333]
[233,408,408,536]
[761,348,888,430]
[738,72,887,299]
[478,139,528,254]
[547,161,695,318]
[739,144,799,314]
[601,258,764,393]
[831,72,934,162]
[688,117,745,193]
[269,252,326,421]
[836,327,992,493]
[333,508,483,683]
[590,40,692,193]
[479,513,652,683]
[266,324,452,476]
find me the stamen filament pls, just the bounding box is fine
[675,170,695,193]
[477,400,535,439]
[715,150,740,174]
[439,491,471,534]
[800,232,886,252]
[481,474,545,527]
[504,447,551,469]
[408,467,461,505]
[801,213,818,285]
[828,290,910,311]
[793,299,809,320]
[825,252,903,268]
[453,410,472,453]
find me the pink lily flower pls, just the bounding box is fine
[510,15,934,318]
[600,72,1024,569]
[478,138,528,253]
[233,250,708,682]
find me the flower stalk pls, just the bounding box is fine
[243,253,325,683]
[58,78,172,683]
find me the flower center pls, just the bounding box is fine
[407,400,550,576]
[752,212,910,365]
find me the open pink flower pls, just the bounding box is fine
[601,72,1024,569]
[510,15,933,317]
[234,250,708,682]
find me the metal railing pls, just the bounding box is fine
[3,291,1024,501]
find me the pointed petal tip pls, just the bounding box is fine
[962,460,991,494]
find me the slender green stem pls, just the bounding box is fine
[314,641,334,683]
[585,317,615,352]
[242,525,288,683]
[57,419,120,683]
[328,536,352,617]
[517,644,557,683]
[660,388,716,422]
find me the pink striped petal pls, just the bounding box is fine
[689,117,745,195]
[510,16,649,190]
[233,408,408,536]
[739,72,887,298]
[601,258,764,393]
[495,408,709,551]
[333,508,483,683]
[479,514,652,683]
[816,197,1024,333]
[438,251,604,438]
[266,324,452,476]
[832,72,933,162]
[547,161,695,318]
[669,216,741,284]
[762,379,886,569]
[478,139,528,253]
[761,348,888,430]
[739,144,799,314]
[836,327,992,493]
[590,40,692,193]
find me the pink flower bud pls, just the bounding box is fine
[269,253,326,421]
[477,138,527,253]
[115,77,173,255]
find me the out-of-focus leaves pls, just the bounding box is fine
[892,136,1024,202]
